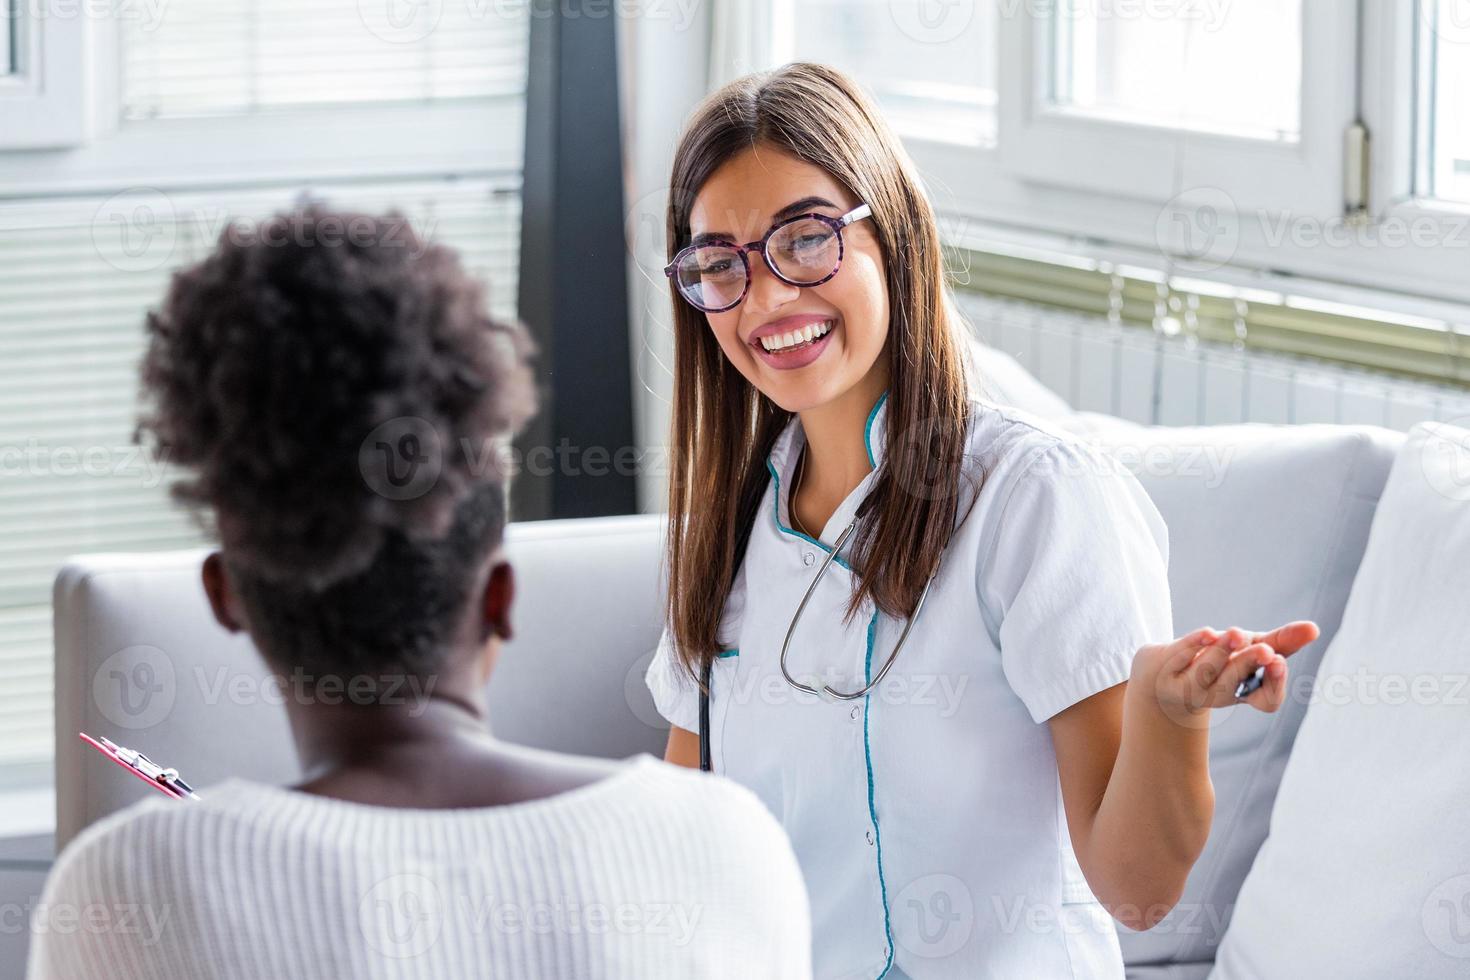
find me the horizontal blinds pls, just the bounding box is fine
[0,178,521,781]
[121,0,530,119]
[950,245,1470,390]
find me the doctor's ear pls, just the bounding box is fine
[201,551,247,633]
[480,559,515,642]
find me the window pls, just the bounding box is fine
[742,0,1470,306]
[724,1,1470,404]
[790,0,999,145]
[996,0,1351,217]
[1049,0,1303,142]
[0,1,529,797]
[0,0,104,149]
[1418,0,1470,204]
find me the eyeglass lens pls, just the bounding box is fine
[672,217,841,311]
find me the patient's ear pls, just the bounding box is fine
[201,552,245,633]
[482,559,515,642]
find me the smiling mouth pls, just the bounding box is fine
[754,319,835,353]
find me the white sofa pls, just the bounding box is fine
[54,359,1464,977]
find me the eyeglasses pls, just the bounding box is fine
[664,203,873,313]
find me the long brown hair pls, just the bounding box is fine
[664,62,982,685]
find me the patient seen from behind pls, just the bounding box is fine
[27,205,811,980]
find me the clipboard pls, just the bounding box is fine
[79,732,201,801]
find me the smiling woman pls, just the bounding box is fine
[646,62,1318,980]
[660,65,976,662]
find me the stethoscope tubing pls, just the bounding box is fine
[698,508,939,772]
[779,517,937,701]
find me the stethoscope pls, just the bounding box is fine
[699,493,941,772]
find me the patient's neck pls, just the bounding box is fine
[279,668,618,809]
[292,690,488,772]
[284,680,492,797]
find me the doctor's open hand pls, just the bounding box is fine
[1130,622,1321,729]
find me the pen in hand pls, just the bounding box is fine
[1234,665,1267,700]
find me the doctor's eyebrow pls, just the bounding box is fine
[689,196,842,247]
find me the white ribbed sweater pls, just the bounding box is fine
[27,753,812,979]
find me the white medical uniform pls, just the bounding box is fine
[646,365,1174,979]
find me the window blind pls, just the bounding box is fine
[948,242,1470,391]
[0,179,522,788]
[121,0,529,119]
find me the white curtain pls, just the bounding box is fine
[707,0,789,90]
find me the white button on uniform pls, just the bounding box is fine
[802,551,816,566]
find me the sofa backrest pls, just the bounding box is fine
[53,513,670,850]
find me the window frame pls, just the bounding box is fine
[995,0,1357,219]
[0,100,522,197]
[1351,0,1470,303]
[0,1,117,150]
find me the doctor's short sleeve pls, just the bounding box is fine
[644,627,702,734]
[979,438,1174,724]
[644,566,747,734]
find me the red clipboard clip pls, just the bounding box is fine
[80,732,201,801]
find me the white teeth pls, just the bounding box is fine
[761,320,833,352]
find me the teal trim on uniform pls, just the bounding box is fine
[766,389,886,568]
[766,459,854,571]
[863,610,895,979]
[863,390,889,469]
[715,648,739,659]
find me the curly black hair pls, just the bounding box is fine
[136,203,538,677]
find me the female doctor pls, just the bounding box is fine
[644,62,1320,980]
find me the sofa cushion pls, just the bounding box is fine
[1209,421,1470,979]
[1055,411,1403,972]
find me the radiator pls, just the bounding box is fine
[957,293,1470,433]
